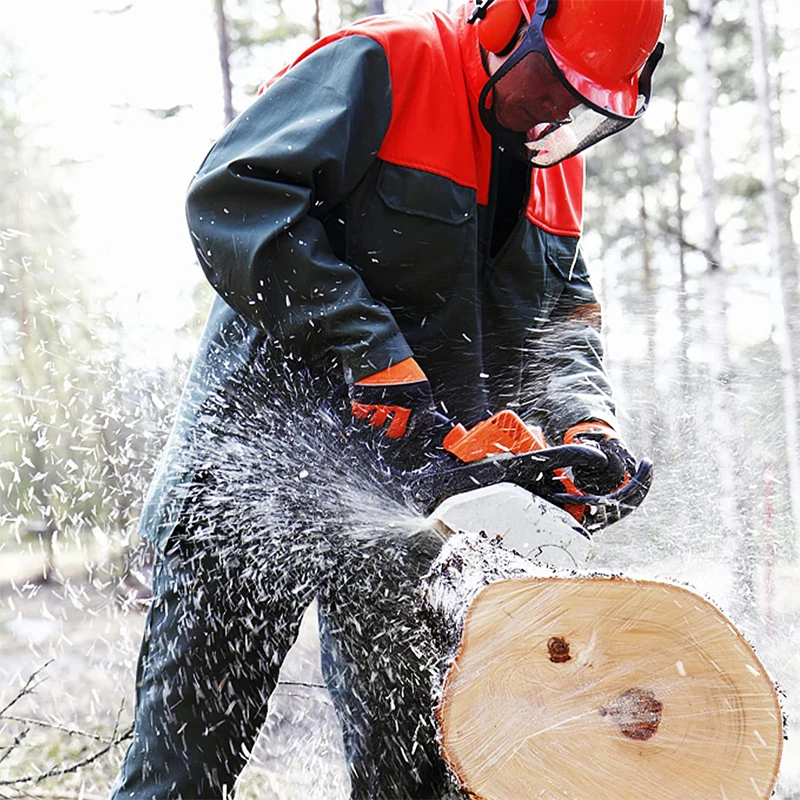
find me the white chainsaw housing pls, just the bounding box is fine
[427,483,592,570]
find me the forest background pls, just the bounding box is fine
[1,0,799,797]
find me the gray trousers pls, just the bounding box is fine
[110,523,448,800]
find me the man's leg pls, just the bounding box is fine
[318,528,449,800]
[111,534,314,799]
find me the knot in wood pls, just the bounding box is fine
[600,688,663,741]
[547,636,572,663]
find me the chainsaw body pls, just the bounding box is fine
[401,409,653,533]
[428,482,592,570]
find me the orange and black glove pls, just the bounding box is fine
[562,421,636,496]
[349,357,436,441]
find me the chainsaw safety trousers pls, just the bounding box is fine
[113,346,450,799]
[111,502,449,799]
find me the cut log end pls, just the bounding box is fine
[432,567,783,800]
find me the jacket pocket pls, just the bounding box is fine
[375,161,475,225]
[349,161,477,315]
[545,235,596,309]
[546,235,582,282]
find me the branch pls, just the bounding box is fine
[0,684,133,790]
[0,730,29,768]
[1,794,106,800]
[0,662,53,718]
[91,3,134,13]
[0,727,133,788]
[1,794,107,800]
[658,223,706,255]
[2,717,114,744]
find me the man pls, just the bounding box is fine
[112,0,664,797]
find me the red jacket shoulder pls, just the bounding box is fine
[262,10,582,235]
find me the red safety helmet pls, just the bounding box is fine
[470,0,665,166]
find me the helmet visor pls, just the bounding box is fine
[479,15,662,167]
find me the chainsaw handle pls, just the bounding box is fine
[546,458,654,528]
[505,443,608,476]
[402,444,608,514]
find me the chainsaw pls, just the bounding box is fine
[395,409,653,566]
[411,412,783,800]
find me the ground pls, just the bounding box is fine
[0,546,349,799]
[0,542,798,799]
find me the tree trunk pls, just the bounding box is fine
[689,0,751,612]
[423,533,783,799]
[313,0,321,39]
[213,0,235,126]
[668,5,691,405]
[689,0,721,269]
[638,160,662,461]
[747,0,800,551]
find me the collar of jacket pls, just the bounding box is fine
[259,4,583,237]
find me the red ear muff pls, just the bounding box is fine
[476,0,525,54]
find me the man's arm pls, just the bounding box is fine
[186,35,414,381]
[519,245,619,442]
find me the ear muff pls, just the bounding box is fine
[475,0,525,54]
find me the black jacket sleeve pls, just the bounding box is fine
[520,245,619,440]
[186,35,414,382]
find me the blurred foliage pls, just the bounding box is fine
[0,39,186,555]
[1,0,799,573]
[226,0,307,54]
[340,0,385,23]
[221,0,386,99]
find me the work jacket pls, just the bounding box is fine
[140,4,618,550]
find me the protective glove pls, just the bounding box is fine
[349,357,437,440]
[562,421,637,496]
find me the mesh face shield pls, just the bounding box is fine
[478,11,663,167]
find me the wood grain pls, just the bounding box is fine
[425,534,783,800]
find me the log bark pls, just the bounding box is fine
[422,532,783,800]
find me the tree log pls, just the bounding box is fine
[422,532,784,800]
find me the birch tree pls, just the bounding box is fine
[213,0,235,125]
[747,0,800,550]
[688,0,752,612]
[663,0,692,402]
